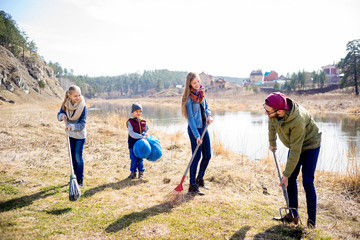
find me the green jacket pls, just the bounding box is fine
[268,98,321,177]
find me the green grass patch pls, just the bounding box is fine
[0,183,19,195]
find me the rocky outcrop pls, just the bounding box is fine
[0,45,64,104]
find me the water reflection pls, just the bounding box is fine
[90,102,183,128]
[90,102,360,173]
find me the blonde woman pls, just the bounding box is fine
[181,72,213,195]
[57,85,87,187]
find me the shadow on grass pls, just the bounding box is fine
[229,226,251,240]
[253,224,304,240]
[105,192,197,233]
[83,178,148,198]
[45,207,72,215]
[105,202,174,233]
[0,184,67,212]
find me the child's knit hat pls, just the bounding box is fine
[131,102,142,113]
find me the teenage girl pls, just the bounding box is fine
[57,85,87,186]
[181,72,213,195]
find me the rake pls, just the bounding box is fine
[272,149,298,222]
[166,123,209,205]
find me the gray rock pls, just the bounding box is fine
[12,75,29,93]
[4,80,15,92]
[28,69,38,80]
[12,75,23,87]
[0,72,7,85]
[45,68,53,78]
[0,96,15,103]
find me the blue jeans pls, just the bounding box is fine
[288,146,320,225]
[129,148,145,172]
[188,125,211,186]
[69,137,85,184]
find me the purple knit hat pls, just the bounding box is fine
[265,92,290,110]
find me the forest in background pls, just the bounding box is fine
[54,69,188,98]
[49,61,246,98]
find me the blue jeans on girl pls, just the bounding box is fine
[187,125,211,186]
[69,137,85,184]
[129,148,145,172]
[288,146,320,225]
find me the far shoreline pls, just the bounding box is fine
[87,90,360,116]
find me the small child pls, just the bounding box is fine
[126,102,148,179]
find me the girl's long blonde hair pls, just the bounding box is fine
[61,85,81,111]
[181,72,199,119]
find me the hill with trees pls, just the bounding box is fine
[0,11,63,104]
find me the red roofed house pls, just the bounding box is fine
[264,71,278,82]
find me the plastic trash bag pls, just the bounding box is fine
[133,139,151,159]
[146,135,162,161]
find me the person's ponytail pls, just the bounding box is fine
[61,90,69,111]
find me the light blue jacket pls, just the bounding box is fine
[186,96,211,138]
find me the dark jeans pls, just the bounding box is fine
[187,125,211,186]
[129,148,145,172]
[288,146,320,225]
[69,137,85,184]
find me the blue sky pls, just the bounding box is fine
[1,0,360,77]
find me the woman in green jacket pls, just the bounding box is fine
[264,92,321,228]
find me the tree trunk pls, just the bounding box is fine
[355,55,359,95]
[22,43,24,62]
[355,70,358,96]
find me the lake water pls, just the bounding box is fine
[90,102,360,173]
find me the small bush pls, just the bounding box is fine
[38,80,46,89]
[252,85,258,93]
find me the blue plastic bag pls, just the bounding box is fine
[133,139,151,159]
[146,135,162,161]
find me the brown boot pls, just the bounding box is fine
[273,213,299,224]
[188,184,205,195]
[307,219,316,229]
[128,171,136,179]
[138,171,144,179]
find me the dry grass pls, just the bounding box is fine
[212,130,231,158]
[0,102,359,239]
[341,149,360,199]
